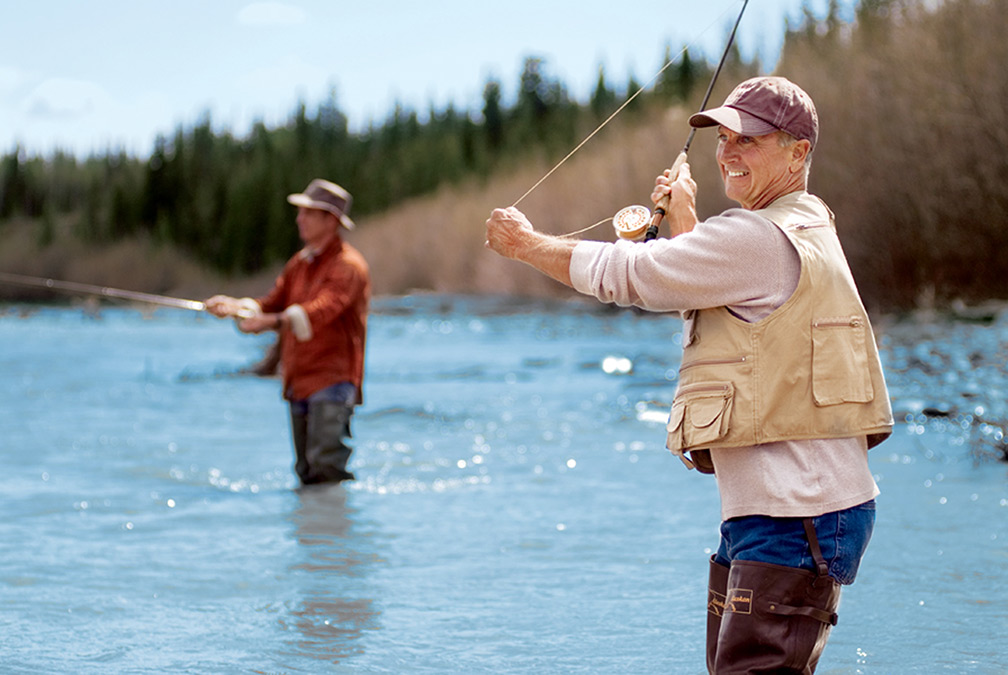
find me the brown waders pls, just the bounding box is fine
[706,556,731,673]
[706,519,841,674]
[290,400,355,485]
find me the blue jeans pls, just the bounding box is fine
[713,500,876,585]
[287,382,358,485]
[288,381,358,416]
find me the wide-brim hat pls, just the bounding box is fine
[286,178,356,230]
[688,76,818,150]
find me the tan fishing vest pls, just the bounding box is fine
[665,191,893,473]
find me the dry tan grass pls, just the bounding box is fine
[0,215,268,304]
[774,0,1008,309]
[349,103,735,298]
[0,98,747,303]
[6,2,1006,311]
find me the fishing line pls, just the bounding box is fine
[558,217,613,239]
[510,0,746,218]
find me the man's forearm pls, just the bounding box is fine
[485,207,578,287]
[516,233,577,288]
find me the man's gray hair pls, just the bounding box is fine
[777,130,813,175]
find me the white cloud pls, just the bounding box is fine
[237,2,307,26]
[23,78,112,120]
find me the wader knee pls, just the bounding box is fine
[713,518,841,674]
[714,560,840,674]
[302,400,355,484]
[707,556,731,674]
[290,410,310,484]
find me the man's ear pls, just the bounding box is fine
[790,139,812,172]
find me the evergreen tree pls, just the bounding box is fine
[675,49,698,102]
[624,72,644,112]
[590,65,617,120]
[0,147,30,218]
[656,43,679,100]
[482,78,505,153]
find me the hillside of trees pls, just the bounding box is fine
[0,41,707,279]
[1,0,1006,312]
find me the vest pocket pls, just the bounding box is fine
[811,317,874,405]
[667,382,735,450]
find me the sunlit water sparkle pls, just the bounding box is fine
[1,296,1006,673]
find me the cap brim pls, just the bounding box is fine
[689,106,779,137]
[287,194,355,229]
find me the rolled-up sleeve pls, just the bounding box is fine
[569,209,800,315]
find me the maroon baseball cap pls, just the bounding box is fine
[688,76,818,149]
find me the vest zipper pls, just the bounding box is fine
[793,223,830,231]
[811,317,863,328]
[679,355,747,371]
[677,382,732,395]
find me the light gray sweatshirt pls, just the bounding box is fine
[569,203,879,520]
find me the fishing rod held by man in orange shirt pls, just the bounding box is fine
[0,271,255,318]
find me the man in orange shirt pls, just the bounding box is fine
[206,179,370,485]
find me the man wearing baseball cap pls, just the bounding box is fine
[486,77,891,672]
[206,178,370,486]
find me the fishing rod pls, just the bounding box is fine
[613,0,750,242]
[0,271,255,318]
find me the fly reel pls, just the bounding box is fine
[612,204,652,241]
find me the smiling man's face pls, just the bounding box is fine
[715,126,810,211]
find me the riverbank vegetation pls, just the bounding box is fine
[1,0,1005,311]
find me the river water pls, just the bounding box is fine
[1,295,1005,674]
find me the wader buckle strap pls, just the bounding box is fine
[765,600,839,626]
[802,517,830,580]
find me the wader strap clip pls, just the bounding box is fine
[765,600,839,626]
[802,517,830,580]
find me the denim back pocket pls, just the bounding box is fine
[800,501,877,585]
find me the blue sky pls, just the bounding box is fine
[0,0,830,158]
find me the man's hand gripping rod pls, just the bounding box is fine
[642,0,749,242]
[645,147,691,241]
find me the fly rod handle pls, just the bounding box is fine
[644,151,688,242]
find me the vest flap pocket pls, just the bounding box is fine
[666,400,686,451]
[811,316,873,405]
[667,401,686,432]
[666,382,734,450]
[691,395,727,428]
